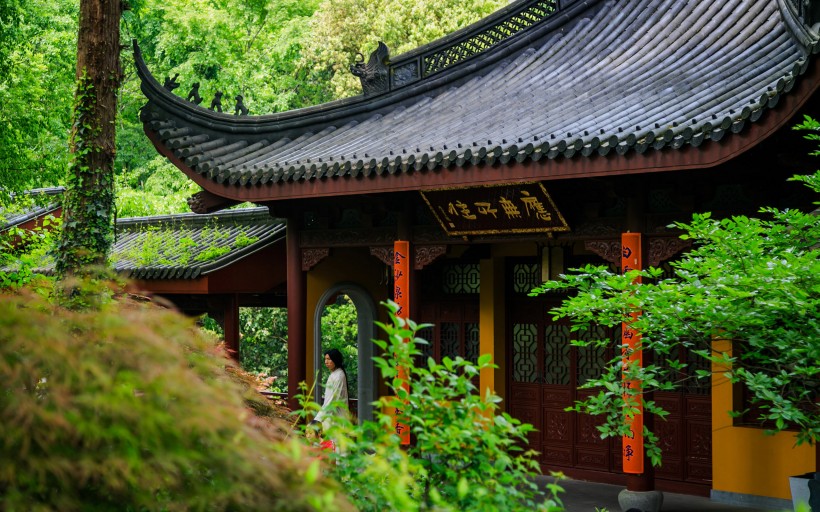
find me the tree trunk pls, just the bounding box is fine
[55,0,122,278]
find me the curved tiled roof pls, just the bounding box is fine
[136,0,820,204]
[110,207,285,280]
[1,187,64,230]
[22,207,284,280]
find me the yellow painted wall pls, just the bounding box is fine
[711,340,816,500]
[479,257,506,408]
[305,247,387,390]
[478,243,537,410]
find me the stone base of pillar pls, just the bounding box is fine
[617,489,663,512]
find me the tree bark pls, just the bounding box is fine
[56,0,122,278]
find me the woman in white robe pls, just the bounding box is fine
[312,348,349,432]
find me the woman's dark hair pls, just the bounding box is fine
[324,348,344,371]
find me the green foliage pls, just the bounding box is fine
[0,284,352,511]
[0,0,76,201]
[319,296,359,398]
[236,307,290,393]
[300,0,511,100]
[296,301,563,512]
[55,70,116,278]
[115,157,202,217]
[0,214,59,292]
[2,0,514,212]
[0,0,23,78]
[234,232,259,248]
[531,167,820,461]
[112,220,262,268]
[228,299,359,396]
[194,244,231,262]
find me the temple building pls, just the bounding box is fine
[133,0,819,506]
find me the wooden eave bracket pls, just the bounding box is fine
[369,244,447,269]
[187,190,241,214]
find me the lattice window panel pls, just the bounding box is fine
[465,322,479,363]
[440,322,460,360]
[442,263,480,294]
[577,345,608,385]
[512,262,541,294]
[512,323,539,383]
[576,324,612,385]
[422,1,558,77]
[656,344,683,388]
[417,325,434,361]
[543,324,571,385]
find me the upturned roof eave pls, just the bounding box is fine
[145,55,820,205]
[133,0,599,137]
[136,0,820,207]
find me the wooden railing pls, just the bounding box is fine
[386,0,562,90]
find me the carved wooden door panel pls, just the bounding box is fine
[507,297,712,491]
[417,300,480,365]
[417,261,481,366]
[652,347,712,490]
[508,299,553,458]
[505,260,711,492]
[507,297,616,473]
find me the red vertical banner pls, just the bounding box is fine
[393,240,411,445]
[621,232,644,474]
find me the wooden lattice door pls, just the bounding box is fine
[505,260,712,493]
[416,261,481,366]
[508,296,616,474]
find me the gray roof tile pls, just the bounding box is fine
[111,207,285,279]
[30,207,284,280]
[135,0,820,199]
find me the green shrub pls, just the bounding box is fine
[297,301,563,512]
[0,287,352,511]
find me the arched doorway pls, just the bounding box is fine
[313,283,377,422]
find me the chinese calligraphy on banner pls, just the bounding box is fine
[393,240,411,445]
[621,232,644,474]
[420,182,569,236]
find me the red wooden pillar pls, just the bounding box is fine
[287,217,307,411]
[394,240,411,445]
[622,232,655,491]
[223,293,240,362]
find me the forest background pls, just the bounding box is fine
[1,0,511,212]
[0,0,512,391]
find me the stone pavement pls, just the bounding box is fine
[535,476,792,512]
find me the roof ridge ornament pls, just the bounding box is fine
[350,41,390,97]
[234,94,248,116]
[210,91,224,112]
[186,82,203,105]
[163,73,180,91]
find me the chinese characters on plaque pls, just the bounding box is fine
[621,232,644,474]
[393,240,411,445]
[420,182,569,236]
